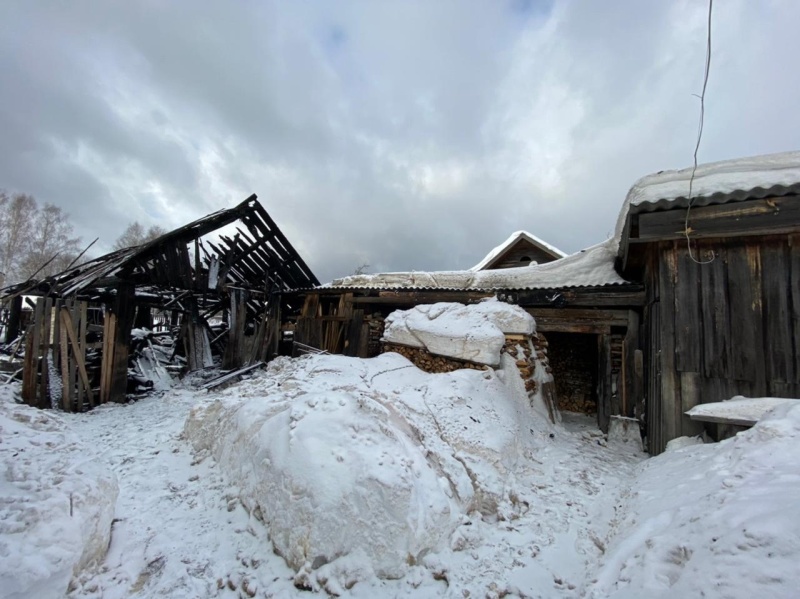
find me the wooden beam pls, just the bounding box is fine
[634,196,800,242]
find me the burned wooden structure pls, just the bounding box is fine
[617,155,800,454]
[1,195,317,411]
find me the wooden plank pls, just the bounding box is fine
[110,283,135,402]
[636,196,800,242]
[60,312,71,411]
[23,298,44,407]
[22,331,36,404]
[679,371,704,437]
[597,334,612,433]
[67,300,78,411]
[621,311,640,418]
[60,308,95,407]
[674,247,702,372]
[760,239,794,387]
[789,234,800,383]
[201,361,264,390]
[658,243,681,444]
[344,309,364,357]
[37,298,52,409]
[700,242,731,378]
[100,311,116,404]
[727,244,765,385]
[79,301,90,408]
[51,299,61,373]
[3,295,22,343]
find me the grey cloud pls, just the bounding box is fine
[1,1,798,283]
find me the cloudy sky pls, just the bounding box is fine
[1,1,798,282]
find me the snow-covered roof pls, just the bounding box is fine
[615,150,800,243]
[328,237,628,290]
[470,231,567,271]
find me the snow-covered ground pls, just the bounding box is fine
[2,357,799,597]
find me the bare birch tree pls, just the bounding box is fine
[113,221,167,250]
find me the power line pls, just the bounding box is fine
[684,0,714,265]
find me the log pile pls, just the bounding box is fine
[383,331,559,423]
[381,342,487,373]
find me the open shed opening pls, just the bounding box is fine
[545,331,599,415]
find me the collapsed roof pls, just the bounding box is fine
[3,195,318,302]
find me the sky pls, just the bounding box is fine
[1,0,798,283]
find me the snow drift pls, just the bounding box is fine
[185,349,552,585]
[382,299,535,365]
[0,387,118,599]
[589,401,800,598]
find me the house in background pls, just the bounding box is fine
[470,230,566,271]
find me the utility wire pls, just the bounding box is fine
[684,0,714,264]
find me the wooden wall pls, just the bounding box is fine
[645,234,800,453]
[488,239,560,269]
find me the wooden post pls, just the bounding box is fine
[4,295,22,343]
[110,283,135,402]
[597,333,612,433]
[21,317,38,405]
[38,297,52,408]
[100,310,116,404]
[100,283,135,404]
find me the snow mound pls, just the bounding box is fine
[382,299,535,366]
[590,401,800,598]
[185,352,550,583]
[686,395,799,426]
[0,386,118,599]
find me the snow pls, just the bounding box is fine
[615,150,800,242]
[589,401,800,599]
[330,238,627,290]
[470,230,567,272]
[184,351,554,585]
[3,351,798,597]
[0,385,118,599]
[382,299,535,365]
[686,395,800,426]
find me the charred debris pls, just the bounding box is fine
[0,195,318,410]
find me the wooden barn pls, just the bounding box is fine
[616,151,800,453]
[279,239,645,434]
[0,195,317,411]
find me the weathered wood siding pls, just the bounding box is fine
[489,239,560,269]
[646,234,800,453]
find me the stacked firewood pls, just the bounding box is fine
[381,342,487,373]
[506,332,557,421]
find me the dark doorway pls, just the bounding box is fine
[544,332,599,415]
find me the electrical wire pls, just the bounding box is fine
[684,0,715,264]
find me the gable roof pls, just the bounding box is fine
[470,230,567,271]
